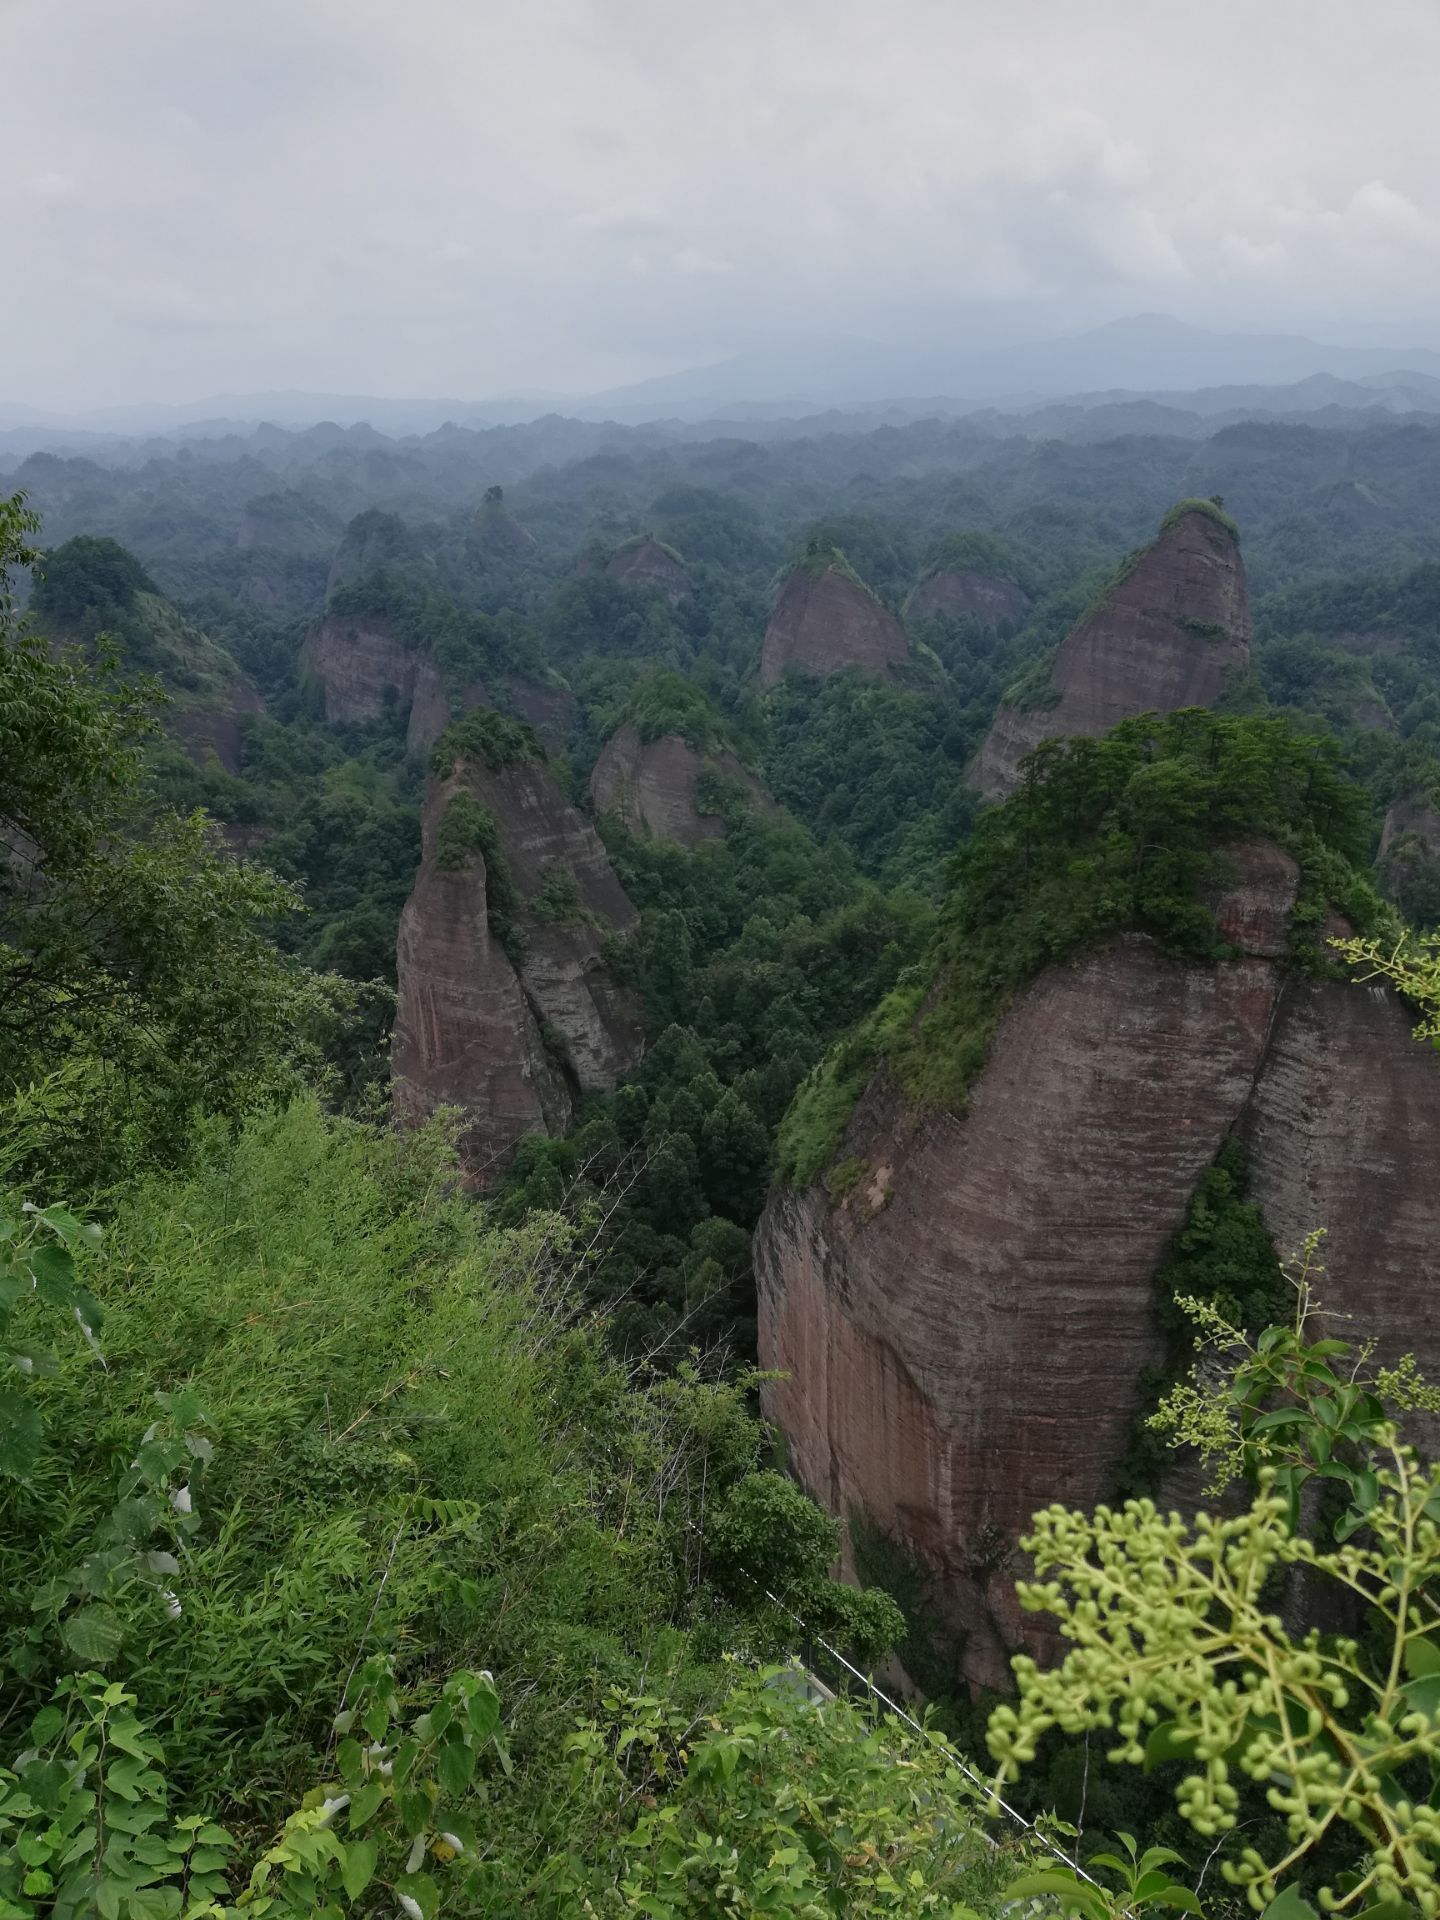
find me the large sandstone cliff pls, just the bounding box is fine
[392,750,644,1183]
[404,657,577,760]
[759,562,910,689]
[971,507,1252,800]
[906,569,1030,630]
[589,723,767,846]
[755,844,1440,1689]
[300,614,416,724]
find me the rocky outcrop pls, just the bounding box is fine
[906,570,1030,629]
[392,795,570,1185]
[405,658,578,760]
[579,538,691,602]
[759,561,910,689]
[392,750,644,1184]
[756,843,1440,1690]
[607,539,689,602]
[589,724,767,845]
[971,507,1252,800]
[300,614,416,724]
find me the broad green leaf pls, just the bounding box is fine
[1404,1633,1440,1679]
[396,1872,440,1920]
[437,1740,475,1797]
[27,1240,77,1306]
[347,1782,385,1828]
[340,1838,377,1900]
[61,1604,125,1664]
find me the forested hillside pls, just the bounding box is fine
[4,390,1440,1916]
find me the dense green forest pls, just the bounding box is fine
[4,386,1440,1918]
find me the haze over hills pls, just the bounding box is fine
[10,314,1440,445]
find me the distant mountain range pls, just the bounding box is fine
[9,314,1440,445]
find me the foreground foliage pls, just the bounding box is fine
[990,1260,1440,1915]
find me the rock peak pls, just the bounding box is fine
[759,557,909,688]
[971,502,1252,800]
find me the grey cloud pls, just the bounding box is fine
[8,0,1440,409]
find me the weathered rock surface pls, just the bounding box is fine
[1243,954,1440,1438]
[405,657,577,760]
[756,843,1440,1688]
[392,783,570,1185]
[970,508,1252,800]
[393,753,644,1184]
[589,723,767,845]
[906,569,1030,629]
[606,539,690,602]
[301,614,416,724]
[759,564,910,688]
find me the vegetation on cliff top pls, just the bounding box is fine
[430,704,543,775]
[1160,494,1242,542]
[777,708,1389,1187]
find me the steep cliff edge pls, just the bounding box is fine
[759,555,910,688]
[758,849,1299,1688]
[590,722,767,845]
[391,788,571,1184]
[971,503,1252,800]
[906,569,1029,629]
[393,718,644,1181]
[404,656,576,759]
[300,613,416,724]
[757,718,1436,1691]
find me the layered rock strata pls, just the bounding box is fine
[392,752,644,1184]
[404,657,577,759]
[759,563,910,688]
[756,843,1440,1689]
[300,614,416,724]
[589,724,767,846]
[971,508,1252,800]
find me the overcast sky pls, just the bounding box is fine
[9,0,1440,409]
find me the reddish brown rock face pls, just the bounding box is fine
[300,614,416,724]
[606,540,690,602]
[906,570,1030,630]
[393,757,643,1184]
[406,659,579,761]
[392,812,570,1186]
[589,724,767,846]
[759,566,910,689]
[756,844,1440,1689]
[971,509,1252,800]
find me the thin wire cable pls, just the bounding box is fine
[753,1577,1104,1890]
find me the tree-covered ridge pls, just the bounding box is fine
[778,710,1390,1186]
[33,535,250,705]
